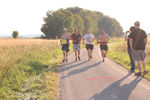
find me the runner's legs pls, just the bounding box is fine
[101,50,104,60]
[141,60,146,71]
[75,51,77,58]
[137,61,141,72]
[78,50,80,57]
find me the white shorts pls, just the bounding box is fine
[73,44,80,51]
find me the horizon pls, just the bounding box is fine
[0,0,150,37]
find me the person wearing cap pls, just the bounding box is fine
[125,26,136,72]
[71,28,82,61]
[97,29,109,62]
[129,21,147,76]
[60,28,71,62]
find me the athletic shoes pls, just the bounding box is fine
[103,59,105,62]
[75,58,77,61]
[90,56,92,59]
[143,70,147,75]
[62,59,65,62]
[78,57,81,60]
[88,57,90,61]
[135,72,141,76]
[66,59,68,62]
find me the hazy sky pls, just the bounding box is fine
[0,0,150,37]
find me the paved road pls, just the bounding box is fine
[57,46,150,100]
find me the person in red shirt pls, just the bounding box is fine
[71,28,82,61]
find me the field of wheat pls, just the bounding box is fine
[0,39,62,99]
[108,35,150,80]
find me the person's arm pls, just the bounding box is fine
[129,31,134,51]
[91,35,95,42]
[124,31,129,41]
[129,38,134,51]
[68,33,71,40]
[106,34,109,41]
[83,35,85,45]
[70,34,73,40]
[96,35,100,43]
[144,31,147,46]
[79,34,82,43]
[145,38,147,46]
[83,39,85,45]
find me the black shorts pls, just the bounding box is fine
[86,44,94,50]
[100,45,108,51]
[62,44,69,52]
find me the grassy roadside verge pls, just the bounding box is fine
[0,40,62,99]
[107,41,150,80]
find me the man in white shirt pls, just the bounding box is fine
[83,29,95,61]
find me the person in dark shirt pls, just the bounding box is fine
[129,21,147,76]
[125,26,136,72]
[71,28,82,61]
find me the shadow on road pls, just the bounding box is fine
[58,60,88,73]
[61,61,103,79]
[58,60,76,68]
[89,72,143,100]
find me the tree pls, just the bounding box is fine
[41,7,123,38]
[12,30,19,38]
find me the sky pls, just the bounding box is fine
[0,0,150,37]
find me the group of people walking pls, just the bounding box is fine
[125,21,147,76]
[60,28,109,62]
[60,21,148,76]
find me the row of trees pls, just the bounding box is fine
[41,7,123,38]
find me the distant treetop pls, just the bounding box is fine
[41,7,123,39]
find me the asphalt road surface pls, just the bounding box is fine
[57,46,150,100]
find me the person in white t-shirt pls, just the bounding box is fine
[83,29,95,61]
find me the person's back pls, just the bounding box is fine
[130,28,147,50]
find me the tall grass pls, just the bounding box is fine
[0,39,62,99]
[108,36,150,80]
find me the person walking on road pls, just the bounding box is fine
[125,26,136,72]
[83,29,95,61]
[129,21,147,76]
[71,28,82,61]
[97,29,109,62]
[60,28,71,62]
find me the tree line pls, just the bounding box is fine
[41,7,123,38]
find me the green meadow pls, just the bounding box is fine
[108,37,150,80]
[0,39,62,100]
